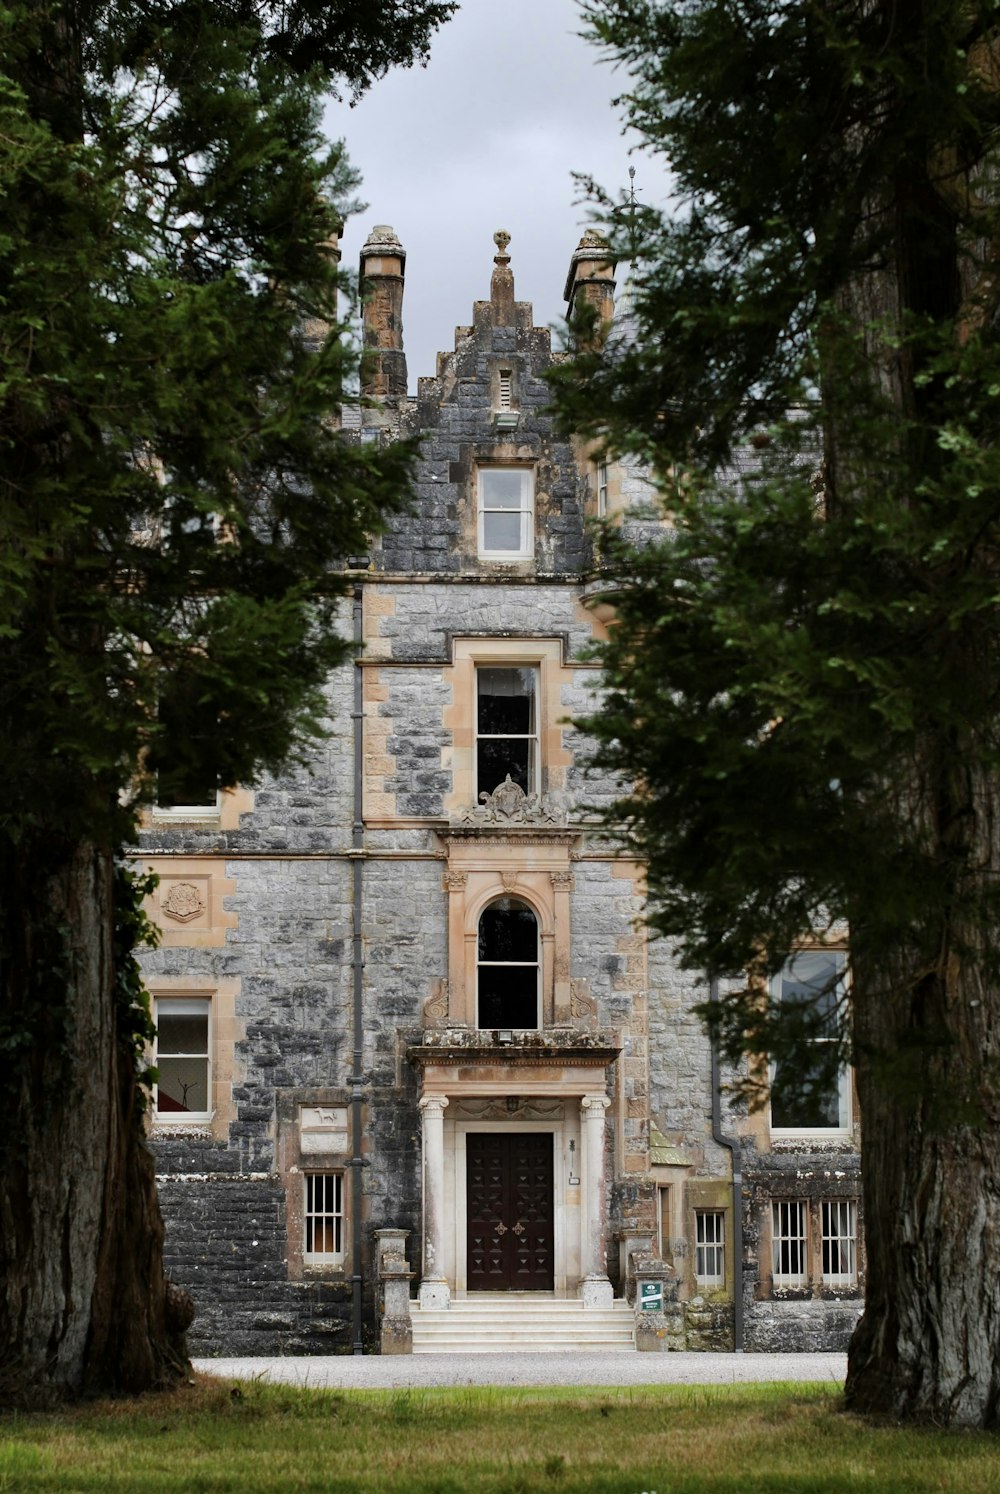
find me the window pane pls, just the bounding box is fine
[157,1013,208,1056]
[478,966,538,1028]
[156,1055,209,1113]
[479,899,538,962]
[780,950,842,1028]
[482,511,521,551]
[478,738,532,795]
[481,470,524,508]
[478,668,536,734]
[770,1052,842,1129]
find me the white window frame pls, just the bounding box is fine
[476,896,541,1031]
[772,1199,808,1286]
[152,788,221,822]
[303,1172,345,1264]
[596,460,609,518]
[821,1198,858,1286]
[153,996,212,1125]
[694,1210,725,1287]
[477,467,534,559]
[769,949,852,1139]
[475,664,540,799]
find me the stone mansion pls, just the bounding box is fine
[135,227,863,1356]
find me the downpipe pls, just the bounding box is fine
[710,976,744,1352]
[350,571,368,1354]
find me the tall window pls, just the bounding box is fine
[596,461,609,518]
[304,1173,343,1262]
[478,468,533,558]
[478,897,539,1029]
[821,1199,858,1286]
[769,949,851,1134]
[694,1210,725,1286]
[476,666,538,798]
[154,998,211,1121]
[772,1199,808,1285]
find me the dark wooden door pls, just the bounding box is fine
[467,1132,554,1291]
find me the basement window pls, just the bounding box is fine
[772,1199,808,1286]
[694,1210,725,1287]
[304,1173,344,1262]
[821,1199,857,1286]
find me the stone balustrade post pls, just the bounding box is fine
[375,1228,414,1355]
[633,1252,683,1352]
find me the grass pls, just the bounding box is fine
[1,1377,997,1493]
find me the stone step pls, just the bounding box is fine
[410,1297,636,1354]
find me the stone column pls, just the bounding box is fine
[579,1093,613,1306]
[418,1095,450,1309]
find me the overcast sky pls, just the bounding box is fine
[325,0,663,391]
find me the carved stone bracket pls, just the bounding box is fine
[422,980,449,1026]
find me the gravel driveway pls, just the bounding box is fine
[193,1352,847,1390]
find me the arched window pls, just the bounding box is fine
[477,897,539,1029]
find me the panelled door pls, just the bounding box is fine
[466,1132,554,1291]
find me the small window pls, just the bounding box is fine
[772,1199,807,1285]
[821,1199,857,1286]
[596,461,608,518]
[695,1210,725,1286]
[304,1173,344,1262]
[154,998,211,1122]
[476,665,538,798]
[477,897,539,1029]
[769,949,851,1135]
[498,370,513,410]
[657,1185,672,1263]
[478,468,533,558]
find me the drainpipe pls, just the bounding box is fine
[349,568,368,1353]
[709,977,744,1352]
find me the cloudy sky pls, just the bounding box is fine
[325,0,664,391]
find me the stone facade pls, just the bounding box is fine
[135,229,862,1356]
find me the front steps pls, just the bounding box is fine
[410,1294,635,1354]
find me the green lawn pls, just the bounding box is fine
[1,1378,996,1492]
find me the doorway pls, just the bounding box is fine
[466,1132,554,1290]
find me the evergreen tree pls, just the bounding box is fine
[558,0,1000,1427]
[0,0,453,1403]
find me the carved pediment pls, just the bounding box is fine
[459,775,560,827]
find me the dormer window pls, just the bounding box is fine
[478,467,533,558]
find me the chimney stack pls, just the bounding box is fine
[564,231,616,344]
[359,225,407,398]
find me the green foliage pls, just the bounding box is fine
[557,2,1000,1084]
[0,0,454,854]
[111,862,159,1102]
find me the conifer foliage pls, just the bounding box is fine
[0,0,452,1402]
[562,1,1000,1426]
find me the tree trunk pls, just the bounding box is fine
[845,733,1000,1427]
[0,841,190,1405]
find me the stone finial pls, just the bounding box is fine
[490,230,514,324]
